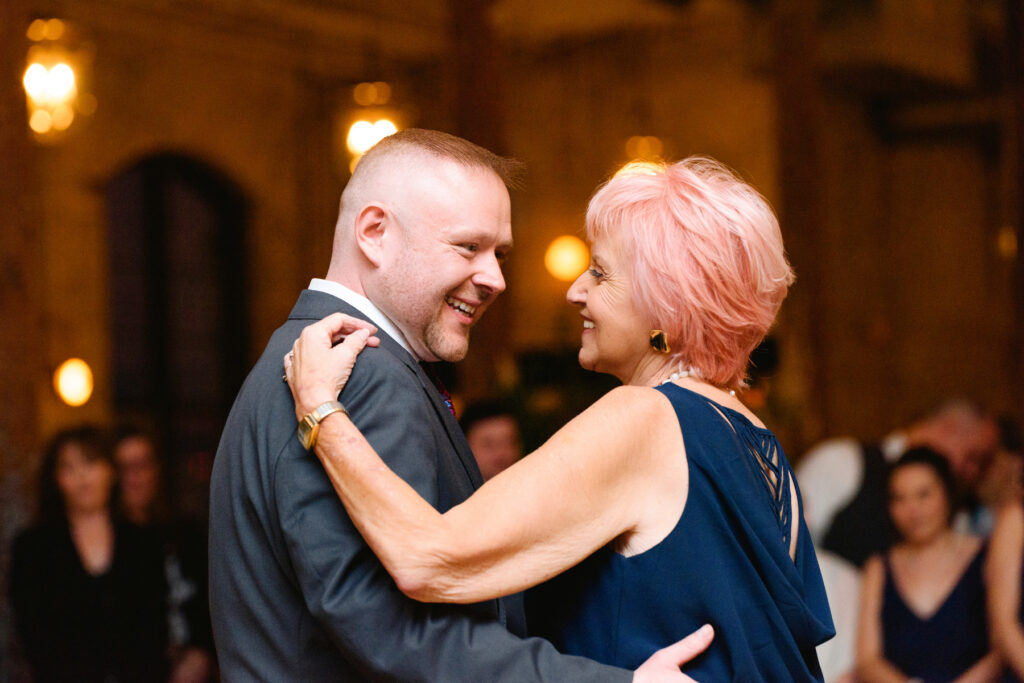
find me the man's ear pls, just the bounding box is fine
[353,205,389,267]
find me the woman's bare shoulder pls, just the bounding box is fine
[583,385,678,426]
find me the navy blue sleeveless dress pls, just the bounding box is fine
[882,545,989,682]
[527,384,834,681]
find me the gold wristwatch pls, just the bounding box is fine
[297,400,348,450]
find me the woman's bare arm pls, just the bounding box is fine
[285,314,686,604]
[856,555,911,683]
[987,501,1024,678]
[310,385,682,603]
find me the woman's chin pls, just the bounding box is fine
[577,350,597,372]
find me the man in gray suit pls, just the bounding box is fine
[209,129,707,681]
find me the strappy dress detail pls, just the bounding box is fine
[525,384,833,682]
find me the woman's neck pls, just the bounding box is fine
[68,507,110,527]
[901,527,958,557]
[624,355,684,387]
[68,509,115,576]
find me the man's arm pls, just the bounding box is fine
[275,347,633,682]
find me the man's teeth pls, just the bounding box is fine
[583,321,595,329]
[445,297,476,316]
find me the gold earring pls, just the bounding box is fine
[649,330,670,354]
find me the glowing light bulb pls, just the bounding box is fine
[29,109,52,133]
[372,119,397,138]
[346,118,398,155]
[45,63,76,102]
[23,62,48,101]
[26,19,47,42]
[353,82,377,106]
[54,358,94,407]
[44,18,65,40]
[346,120,375,154]
[545,235,589,282]
[51,103,74,130]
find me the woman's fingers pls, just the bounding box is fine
[326,328,372,392]
[633,625,714,682]
[284,316,378,419]
[320,312,379,345]
[657,624,714,666]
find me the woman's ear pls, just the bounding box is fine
[353,204,389,267]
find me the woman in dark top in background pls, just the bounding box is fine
[857,447,1000,683]
[114,428,214,682]
[10,426,168,683]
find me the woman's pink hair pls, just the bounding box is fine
[586,158,794,389]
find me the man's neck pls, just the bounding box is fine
[308,278,416,358]
[323,266,365,296]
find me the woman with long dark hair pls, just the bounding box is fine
[10,426,168,683]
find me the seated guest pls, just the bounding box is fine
[974,417,1024,536]
[10,426,168,683]
[986,460,1024,681]
[114,428,214,682]
[798,400,999,567]
[460,400,522,481]
[857,447,1000,682]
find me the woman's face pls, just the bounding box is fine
[888,463,951,545]
[566,232,650,381]
[114,436,160,519]
[55,442,115,516]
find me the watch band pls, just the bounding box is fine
[297,400,348,450]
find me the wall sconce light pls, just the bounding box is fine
[344,81,401,173]
[54,357,94,407]
[997,224,1019,262]
[23,17,94,139]
[545,235,589,282]
[625,135,664,161]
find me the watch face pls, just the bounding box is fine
[298,417,315,449]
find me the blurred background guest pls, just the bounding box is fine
[856,447,999,683]
[798,400,1000,568]
[801,474,860,683]
[460,400,523,481]
[974,418,1024,535]
[988,494,1024,682]
[10,425,168,683]
[114,428,215,683]
[985,421,1024,683]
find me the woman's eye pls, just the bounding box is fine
[589,268,604,279]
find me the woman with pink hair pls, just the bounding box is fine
[284,157,834,680]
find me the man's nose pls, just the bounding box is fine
[475,252,506,295]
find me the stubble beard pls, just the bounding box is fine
[424,314,470,362]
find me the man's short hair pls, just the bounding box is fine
[358,128,524,190]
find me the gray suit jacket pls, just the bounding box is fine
[209,290,630,681]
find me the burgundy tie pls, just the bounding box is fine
[420,363,456,418]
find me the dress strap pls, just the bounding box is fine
[738,424,793,551]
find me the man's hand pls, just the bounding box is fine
[633,625,714,683]
[284,313,380,419]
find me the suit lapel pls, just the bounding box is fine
[412,364,484,490]
[289,290,484,490]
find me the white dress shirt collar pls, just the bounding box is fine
[308,278,415,358]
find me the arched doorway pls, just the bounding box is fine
[106,153,248,518]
